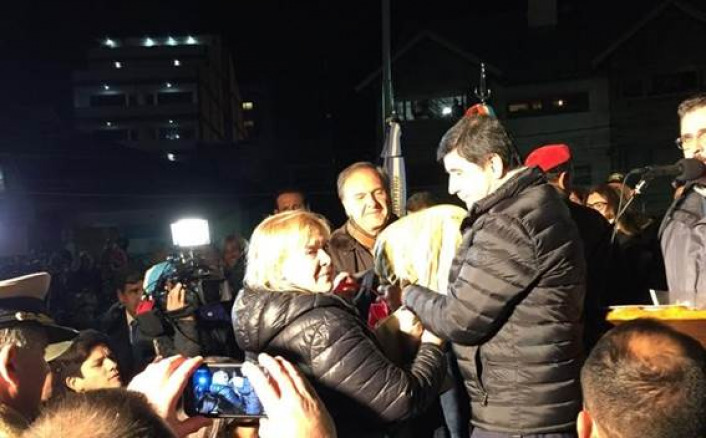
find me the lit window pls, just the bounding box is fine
[103,84,111,91]
[166,36,177,46]
[165,82,173,88]
[114,61,122,69]
[442,106,452,116]
[186,36,197,45]
[531,101,543,110]
[167,153,176,161]
[554,99,565,107]
[144,37,156,47]
[508,103,529,113]
[173,59,181,67]
[104,38,116,48]
[105,121,113,127]
[242,101,254,110]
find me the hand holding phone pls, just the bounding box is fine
[128,355,212,437]
[242,354,337,438]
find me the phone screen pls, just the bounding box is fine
[184,363,266,418]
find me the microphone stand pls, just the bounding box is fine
[611,171,651,244]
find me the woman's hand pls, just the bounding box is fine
[394,308,424,340]
[421,330,445,347]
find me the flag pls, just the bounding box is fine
[381,120,406,217]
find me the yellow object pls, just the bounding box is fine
[607,305,706,321]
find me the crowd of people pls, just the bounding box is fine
[0,95,706,438]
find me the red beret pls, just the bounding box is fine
[525,144,571,172]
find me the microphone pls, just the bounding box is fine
[633,158,706,182]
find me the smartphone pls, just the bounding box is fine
[183,363,266,419]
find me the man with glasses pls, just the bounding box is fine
[660,94,706,307]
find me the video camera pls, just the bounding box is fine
[143,219,226,312]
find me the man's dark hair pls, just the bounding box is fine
[406,191,439,213]
[275,187,307,203]
[50,329,116,398]
[581,319,706,438]
[113,265,143,294]
[678,93,706,119]
[436,115,515,168]
[27,388,174,437]
[336,161,389,200]
[544,162,573,186]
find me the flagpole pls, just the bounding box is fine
[382,0,394,134]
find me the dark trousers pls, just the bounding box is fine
[470,430,576,438]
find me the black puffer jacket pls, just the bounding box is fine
[404,167,585,434]
[233,287,446,436]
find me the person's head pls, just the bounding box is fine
[274,189,307,213]
[374,205,466,293]
[677,94,706,162]
[525,143,573,194]
[579,319,706,438]
[586,184,620,222]
[221,234,246,269]
[0,272,77,419]
[50,330,121,398]
[406,191,439,213]
[245,211,333,294]
[114,266,144,317]
[337,162,391,236]
[0,326,50,418]
[24,388,175,438]
[436,115,517,210]
[587,184,648,236]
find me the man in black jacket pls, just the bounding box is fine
[100,267,154,381]
[403,112,586,437]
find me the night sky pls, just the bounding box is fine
[0,1,541,118]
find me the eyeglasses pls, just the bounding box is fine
[675,129,706,151]
[587,201,608,210]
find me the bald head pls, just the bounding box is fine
[581,319,706,438]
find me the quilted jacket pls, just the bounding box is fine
[404,167,586,434]
[232,287,446,436]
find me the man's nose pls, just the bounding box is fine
[448,177,457,195]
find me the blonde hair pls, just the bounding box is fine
[374,204,466,293]
[245,210,331,292]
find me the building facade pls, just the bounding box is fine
[73,35,246,152]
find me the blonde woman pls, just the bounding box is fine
[232,211,446,437]
[373,205,470,438]
[374,204,467,294]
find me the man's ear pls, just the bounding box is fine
[0,344,19,394]
[65,376,82,393]
[487,154,506,179]
[576,409,594,438]
[558,171,572,192]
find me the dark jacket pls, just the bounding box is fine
[566,200,616,349]
[100,302,155,381]
[404,167,585,434]
[328,224,375,275]
[660,184,706,305]
[232,287,446,436]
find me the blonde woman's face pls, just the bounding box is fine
[281,231,334,293]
